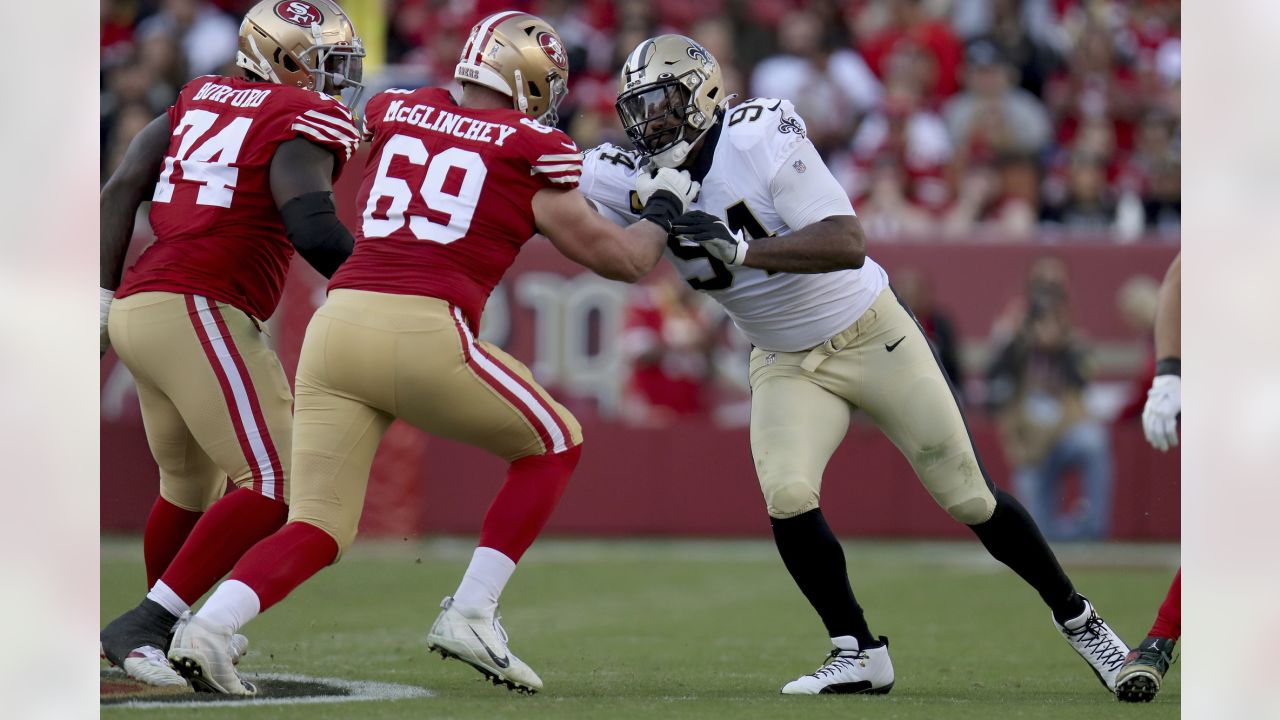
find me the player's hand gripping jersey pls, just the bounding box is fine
[329,87,582,330]
[581,98,888,352]
[115,76,359,320]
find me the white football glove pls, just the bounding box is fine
[634,166,700,210]
[1142,374,1180,451]
[100,287,114,357]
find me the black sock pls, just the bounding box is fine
[968,489,1085,624]
[771,508,877,647]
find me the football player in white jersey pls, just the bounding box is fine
[580,35,1130,695]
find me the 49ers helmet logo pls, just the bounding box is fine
[273,0,323,27]
[537,31,568,70]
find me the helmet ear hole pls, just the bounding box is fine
[282,55,300,73]
[708,86,719,99]
[527,80,542,98]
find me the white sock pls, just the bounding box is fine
[451,547,516,612]
[196,580,261,633]
[832,635,861,652]
[146,580,190,618]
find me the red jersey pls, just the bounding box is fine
[329,87,582,330]
[116,75,359,320]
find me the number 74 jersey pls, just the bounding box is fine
[329,87,582,332]
[580,97,888,352]
[118,75,359,321]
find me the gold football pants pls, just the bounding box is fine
[286,290,583,553]
[109,291,292,510]
[748,288,996,524]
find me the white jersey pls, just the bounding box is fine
[580,97,888,352]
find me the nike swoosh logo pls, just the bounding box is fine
[560,142,578,150]
[885,336,906,352]
[469,628,510,668]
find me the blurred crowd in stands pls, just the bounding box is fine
[103,0,1180,242]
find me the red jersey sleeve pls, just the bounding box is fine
[524,125,582,190]
[287,93,361,168]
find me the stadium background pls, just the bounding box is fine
[99,0,1180,541]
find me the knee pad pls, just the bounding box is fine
[764,479,821,519]
[946,495,996,525]
[919,451,996,525]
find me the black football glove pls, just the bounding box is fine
[671,210,749,266]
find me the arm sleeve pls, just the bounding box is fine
[279,191,355,278]
[770,140,857,230]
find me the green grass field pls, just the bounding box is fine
[101,537,1180,718]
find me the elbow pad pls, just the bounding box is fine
[279,191,355,279]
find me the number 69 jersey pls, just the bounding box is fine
[580,98,888,352]
[115,75,360,321]
[328,87,582,331]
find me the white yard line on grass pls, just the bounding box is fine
[102,672,432,709]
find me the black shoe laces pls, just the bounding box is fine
[812,648,868,679]
[1067,615,1128,670]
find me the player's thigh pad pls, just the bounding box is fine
[749,349,852,518]
[842,290,995,524]
[109,292,293,503]
[286,315,394,555]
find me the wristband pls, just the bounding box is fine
[639,190,682,234]
[1154,357,1180,377]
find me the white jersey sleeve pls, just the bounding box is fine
[770,140,856,230]
[579,144,644,222]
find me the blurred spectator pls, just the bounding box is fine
[986,257,1112,541]
[620,271,715,427]
[1042,18,1140,152]
[751,8,882,153]
[1040,150,1117,234]
[855,0,964,104]
[851,80,953,213]
[851,156,939,240]
[135,0,239,79]
[940,154,1038,241]
[1118,110,1180,233]
[949,0,1067,95]
[893,267,961,388]
[943,39,1052,164]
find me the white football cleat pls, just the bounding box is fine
[781,636,895,695]
[426,596,543,694]
[1055,597,1130,691]
[167,615,256,695]
[122,645,191,690]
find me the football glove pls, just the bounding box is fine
[634,166,700,233]
[671,210,749,266]
[100,287,114,357]
[1142,374,1180,451]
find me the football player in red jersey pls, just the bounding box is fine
[169,12,699,695]
[99,0,364,691]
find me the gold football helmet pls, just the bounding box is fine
[616,35,727,167]
[454,11,570,125]
[236,0,365,103]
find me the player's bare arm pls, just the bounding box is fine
[270,138,355,279]
[535,167,699,283]
[1154,253,1180,360]
[1143,252,1181,451]
[737,214,865,273]
[101,114,171,290]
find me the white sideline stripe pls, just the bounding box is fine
[193,296,278,499]
[547,174,581,184]
[536,153,582,162]
[531,163,581,173]
[101,671,433,708]
[452,306,567,453]
[302,109,360,139]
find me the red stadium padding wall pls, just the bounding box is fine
[101,153,1179,540]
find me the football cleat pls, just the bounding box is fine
[426,596,543,694]
[100,599,189,689]
[781,636,895,695]
[1055,597,1130,691]
[230,633,250,666]
[1115,636,1177,703]
[167,614,257,695]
